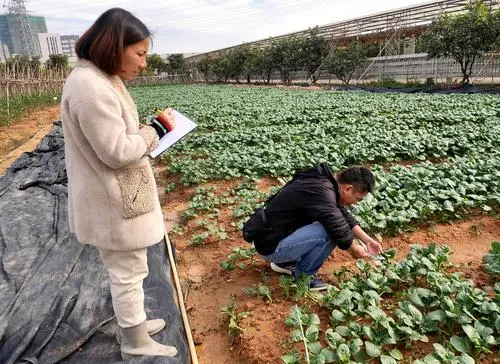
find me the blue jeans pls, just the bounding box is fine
[262,223,335,277]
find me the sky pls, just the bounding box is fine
[18,0,434,54]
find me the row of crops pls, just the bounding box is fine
[134,86,498,183]
[280,244,498,364]
[132,85,499,235]
[218,243,499,363]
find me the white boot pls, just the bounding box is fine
[116,319,166,344]
[145,319,166,335]
[121,320,177,360]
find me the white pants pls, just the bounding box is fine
[98,247,148,328]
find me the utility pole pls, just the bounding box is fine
[3,0,37,57]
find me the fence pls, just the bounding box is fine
[2,53,499,104]
[128,74,191,86]
[352,52,500,84]
[1,66,69,96]
[1,67,68,119]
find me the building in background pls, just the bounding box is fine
[38,33,62,62]
[60,35,78,59]
[27,15,46,56]
[0,14,47,57]
[0,39,10,61]
[37,33,79,64]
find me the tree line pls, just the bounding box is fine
[1,54,69,77]
[193,27,378,85]
[143,53,187,76]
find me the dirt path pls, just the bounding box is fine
[0,105,60,175]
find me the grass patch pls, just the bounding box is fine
[0,92,61,126]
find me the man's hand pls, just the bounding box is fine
[347,241,369,259]
[352,226,383,255]
[365,239,383,254]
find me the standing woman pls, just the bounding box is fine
[61,8,177,359]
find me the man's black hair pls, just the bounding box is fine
[336,166,375,193]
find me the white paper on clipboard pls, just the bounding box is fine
[149,110,197,158]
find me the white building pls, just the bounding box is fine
[61,35,79,58]
[0,40,9,61]
[37,33,79,64]
[38,33,63,62]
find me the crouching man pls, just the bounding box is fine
[243,163,382,291]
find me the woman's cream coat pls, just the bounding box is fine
[61,59,164,250]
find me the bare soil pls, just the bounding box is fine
[160,176,499,364]
[0,105,60,175]
[1,106,498,364]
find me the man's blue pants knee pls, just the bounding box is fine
[262,223,335,277]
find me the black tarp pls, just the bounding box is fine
[0,124,190,364]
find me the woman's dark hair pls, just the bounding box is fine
[337,166,375,193]
[75,8,150,75]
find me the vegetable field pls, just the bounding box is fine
[130,85,499,363]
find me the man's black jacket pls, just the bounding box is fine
[253,163,359,256]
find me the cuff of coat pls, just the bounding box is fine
[348,222,360,230]
[337,236,353,250]
[150,118,167,138]
[149,114,173,139]
[138,125,160,155]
